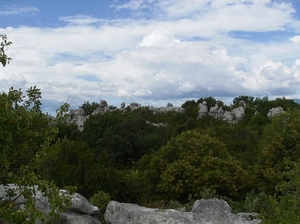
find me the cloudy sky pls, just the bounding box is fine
[1,0,300,114]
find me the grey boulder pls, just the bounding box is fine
[104,199,261,224]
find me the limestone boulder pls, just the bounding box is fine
[104,199,261,224]
[149,103,185,114]
[192,199,259,224]
[267,107,284,119]
[231,106,245,121]
[66,108,87,131]
[0,184,101,224]
[104,201,197,224]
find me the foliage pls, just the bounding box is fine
[144,130,250,202]
[80,101,100,116]
[116,169,153,204]
[211,123,259,167]
[0,34,12,67]
[35,138,112,199]
[0,86,71,223]
[0,86,57,173]
[259,160,300,223]
[181,100,198,118]
[81,110,169,166]
[89,190,110,223]
[55,101,70,122]
[257,110,300,194]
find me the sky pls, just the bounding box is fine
[1,0,300,115]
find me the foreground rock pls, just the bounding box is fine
[105,199,260,224]
[0,184,101,224]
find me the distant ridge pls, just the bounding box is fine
[294,99,300,104]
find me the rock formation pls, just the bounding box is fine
[66,108,87,131]
[197,101,247,123]
[0,184,101,224]
[65,101,184,131]
[65,99,285,130]
[197,101,208,119]
[92,100,111,115]
[129,102,142,110]
[267,107,284,119]
[104,199,260,224]
[149,103,185,114]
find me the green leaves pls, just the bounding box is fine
[0,86,71,224]
[257,110,300,194]
[145,130,250,201]
[0,34,12,67]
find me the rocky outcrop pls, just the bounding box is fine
[66,99,285,130]
[0,184,101,224]
[66,101,184,130]
[104,199,260,224]
[267,107,284,119]
[197,101,246,123]
[129,102,142,111]
[149,103,185,114]
[197,101,208,119]
[66,108,87,131]
[191,199,259,224]
[92,100,111,115]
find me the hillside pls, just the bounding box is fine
[2,90,300,223]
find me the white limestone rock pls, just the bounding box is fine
[267,107,284,119]
[0,184,101,224]
[104,199,261,224]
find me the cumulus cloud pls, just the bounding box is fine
[290,35,300,43]
[139,27,176,47]
[1,0,300,114]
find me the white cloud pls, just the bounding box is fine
[116,0,149,10]
[58,15,103,26]
[1,0,300,114]
[0,5,39,16]
[140,27,175,47]
[244,59,300,95]
[290,35,300,43]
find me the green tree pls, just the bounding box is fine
[257,110,300,194]
[255,160,300,223]
[80,101,100,116]
[144,130,250,202]
[233,95,255,105]
[36,138,115,199]
[0,36,71,223]
[181,100,198,118]
[82,111,168,166]
[0,87,70,223]
[89,190,110,223]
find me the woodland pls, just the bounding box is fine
[1,35,300,223]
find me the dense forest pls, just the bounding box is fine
[1,36,300,223]
[1,85,300,223]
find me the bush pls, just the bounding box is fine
[89,190,111,223]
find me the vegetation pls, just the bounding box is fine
[0,34,12,67]
[0,36,71,224]
[0,86,72,223]
[38,96,300,223]
[1,35,300,223]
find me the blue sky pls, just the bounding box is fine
[1,0,300,115]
